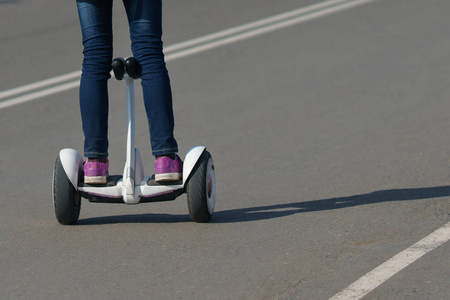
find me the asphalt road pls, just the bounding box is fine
[1,0,449,299]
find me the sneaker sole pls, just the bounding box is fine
[155,173,182,182]
[84,175,107,184]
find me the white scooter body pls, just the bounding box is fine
[58,75,207,205]
[59,146,206,205]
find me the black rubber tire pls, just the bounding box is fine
[52,156,81,225]
[186,151,215,222]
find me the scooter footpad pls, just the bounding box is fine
[81,175,122,188]
[147,176,182,186]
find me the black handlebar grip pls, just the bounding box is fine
[111,57,125,80]
[125,57,142,79]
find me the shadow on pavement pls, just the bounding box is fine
[77,212,191,225]
[77,185,450,225]
[213,185,450,223]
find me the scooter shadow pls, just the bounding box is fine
[77,185,450,225]
[77,213,191,225]
[213,185,450,223]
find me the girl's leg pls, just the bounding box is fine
[77,0,114,159]
[123,0,178,157]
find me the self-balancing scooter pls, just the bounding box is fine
[52,57,216,225]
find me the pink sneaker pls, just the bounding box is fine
[154,154,183,182]
[84,160,109,184]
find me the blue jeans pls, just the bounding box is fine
[76,0,178,158]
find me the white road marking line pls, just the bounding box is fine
[0,0,376,110]
[164,0,376,61]
[0,70,81,101]
[0,80,81,110]
[330,221,450,300]
[163,0,374,54]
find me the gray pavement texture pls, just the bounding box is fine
[0,0,449,299]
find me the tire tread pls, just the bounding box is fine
[186,151,212,222]
[53,156,80,225]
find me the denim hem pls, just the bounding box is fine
[152,148,178,157]
[84,152,108,159]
